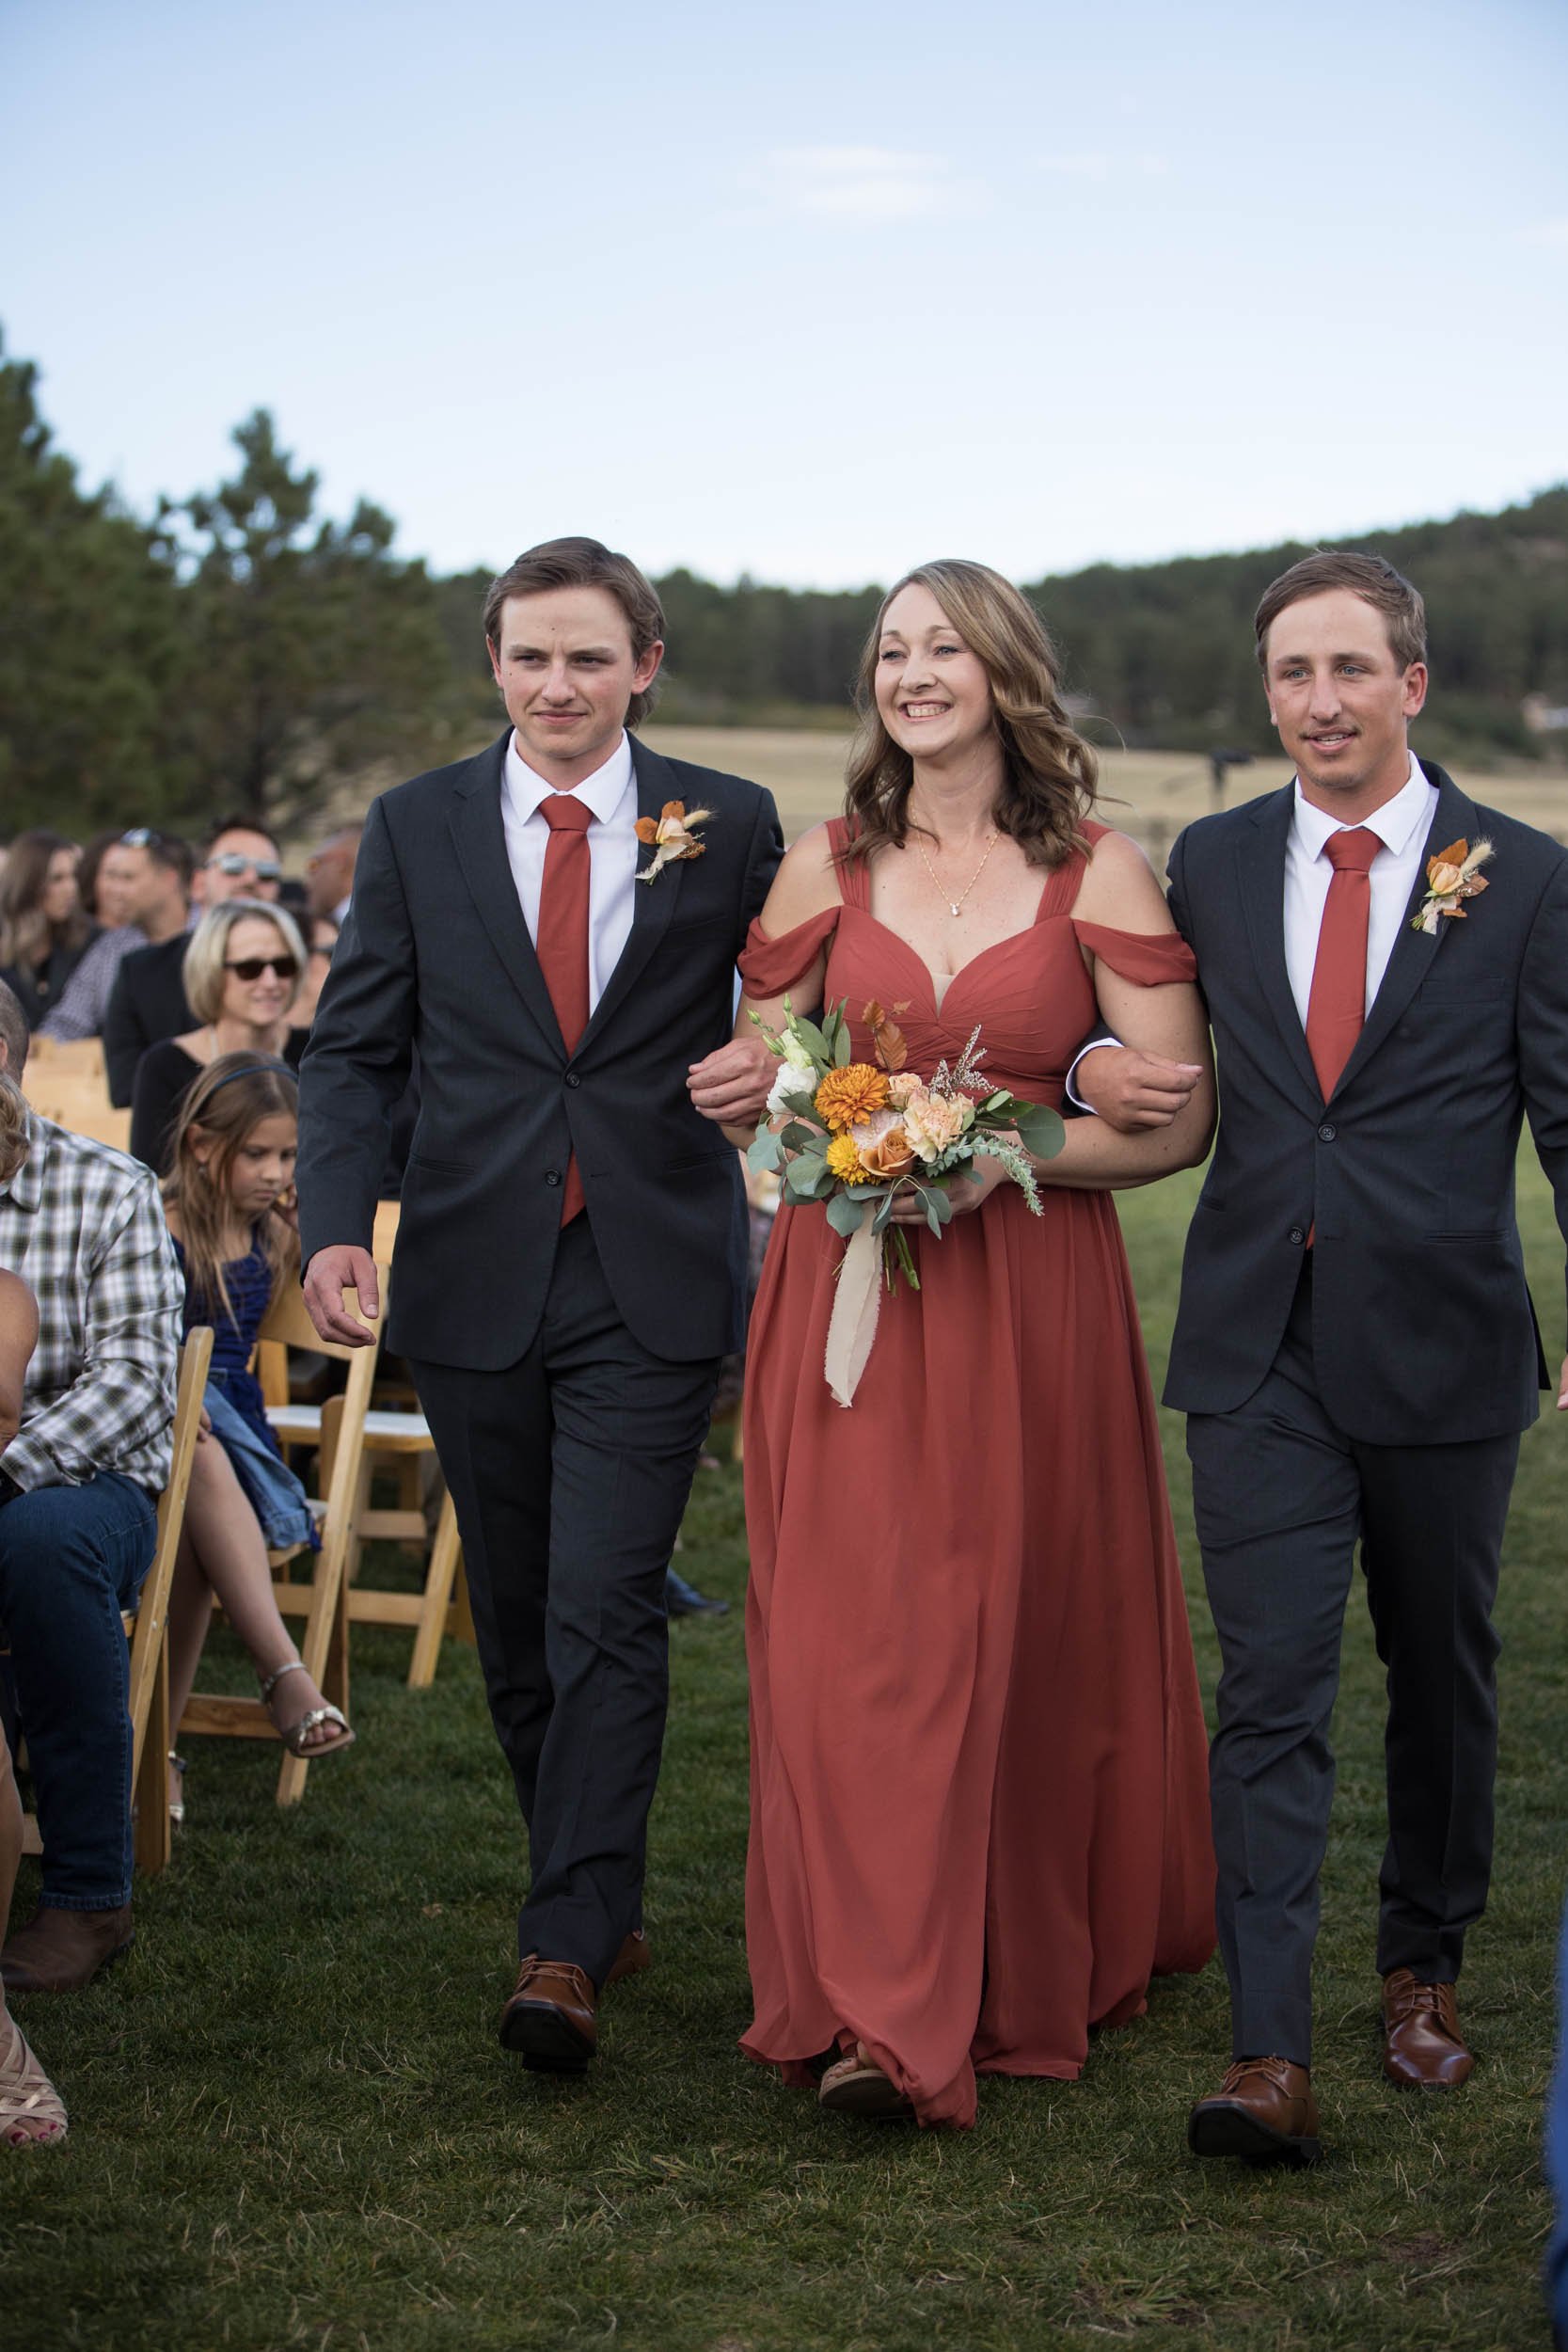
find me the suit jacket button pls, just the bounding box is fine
[1317,1122,1337,1142]
[1289,1226,1307,1247]
[545,1170,561,1186]
[565,1073,580,1089]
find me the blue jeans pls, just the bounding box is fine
[0,1471,158,1910]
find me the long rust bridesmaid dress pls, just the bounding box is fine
[737,818,1215,2129]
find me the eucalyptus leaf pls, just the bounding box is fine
[778,1120,821,1154]
[747,1130,781,1175]
[790,1016,832,1065]
[1013,1104,1067,1160]
[825,1191,868,1238]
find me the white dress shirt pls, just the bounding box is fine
[499,731,640,1016]
[1282,753,1438,1022]
[1068,750,1437,1105]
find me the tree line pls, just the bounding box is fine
[3,331,1563,837]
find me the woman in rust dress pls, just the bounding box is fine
[734,562,1217,2129]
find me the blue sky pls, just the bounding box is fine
[3,0,1564,587]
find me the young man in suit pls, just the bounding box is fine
[1078,553,1568,2164]
[295,539,781,2072]
[102,817,283,1104]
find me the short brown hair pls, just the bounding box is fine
[483,536,665,728]
[1255,552,1426,673]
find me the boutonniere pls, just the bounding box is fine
[635,800,712,884]
[1412,837,1494,935]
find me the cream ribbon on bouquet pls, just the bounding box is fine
[824,1208,885,1407]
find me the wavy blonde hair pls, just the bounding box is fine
[0,1073,28,1187]
[841,560,1099,869]
[182,900,307,1027]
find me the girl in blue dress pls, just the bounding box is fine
[161,1055,356,1816]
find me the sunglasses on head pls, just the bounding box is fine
[208,852,283,882]
[224,954,298,983]
[119,827,170,850]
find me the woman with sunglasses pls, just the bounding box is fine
[129,899,309,1172]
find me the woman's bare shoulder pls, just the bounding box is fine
[1073,826,1175,932]
[760,821,844,930]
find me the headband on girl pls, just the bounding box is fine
[192,1056,297,1103]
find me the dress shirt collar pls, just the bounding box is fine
[503,730,634,826]
[1291,752,1432,862]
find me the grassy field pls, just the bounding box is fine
[5,1161,1567,2350]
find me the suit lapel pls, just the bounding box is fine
[1236,787,1321,1101]
[1332,767,1475,1095]
[575,737,688,1053]
[449,734,566,1057]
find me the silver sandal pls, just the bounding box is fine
[258,1660,356,1759]
[0,2013,68,2148]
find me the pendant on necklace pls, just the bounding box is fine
[949,903,959,917]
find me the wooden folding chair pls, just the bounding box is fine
[265,1377,474,1690]
[17,1326,214,1877]
[178,1278,382,1805]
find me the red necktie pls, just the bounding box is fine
[1305,826,1381,1101]
[536,790,595,1225]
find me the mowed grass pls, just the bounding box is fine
[5,1160,1567,2351]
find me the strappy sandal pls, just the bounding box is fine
[258,1660,356,1759]
[818,2042,915,2122]
[0,2012,68,2148]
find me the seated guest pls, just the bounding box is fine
[0,832,91,1028]
[76,829,130,930]
[103,816,284,1105]
[289,913,340,1034]
[161,1056,355,1813]
[0,981,182,1995]
[304,825,361,926]
[129,900,308,1174]
[40,830,194,1044]
[0,1266,68,2146]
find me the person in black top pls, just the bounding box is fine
[129,900,308,1172]
[0,832,92,1027]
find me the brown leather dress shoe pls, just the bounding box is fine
[1381,1970,1474,2089]
[0,1904,135,1994]
[498,1956,598,2073]
[1188,2056,1322,2165]
[604,1930,651,1990]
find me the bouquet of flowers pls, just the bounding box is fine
[748,995,1064,1404]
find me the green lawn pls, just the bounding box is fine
[6,1164,1566,2351]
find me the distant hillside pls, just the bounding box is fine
[1032,486,1568,771]
[436,492,1568,771]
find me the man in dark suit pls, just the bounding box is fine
[296,538,781,2072]
[1078,553,1568,2165]
[102,816,283,1103]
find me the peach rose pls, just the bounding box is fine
[902,1089,974,1163]
[850,1107,916,1180]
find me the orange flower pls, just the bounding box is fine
[814,1063,890,1132]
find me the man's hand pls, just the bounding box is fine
[303,1246,381,1348]
[1557,1355,1567,1412]
[688,1035,776,1126]
[1075,1045,1204,1134]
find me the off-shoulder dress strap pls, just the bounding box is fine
[1069,919,1197,987]
[1035,818,1109,922]
[738,904,842,998]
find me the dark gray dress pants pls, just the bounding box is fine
[1186,1262,1518,2067]
[411,1216,721,1990]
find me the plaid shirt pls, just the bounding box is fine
[0,1108,182,1494]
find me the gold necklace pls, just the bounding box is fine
[913,830,997,918]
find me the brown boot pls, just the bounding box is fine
[1,1904,135,1994]
[1381,1970,1474,2089]
[604,1930,651,1990]
[498,1956,598,2073]
[1188,2056,1322,2165]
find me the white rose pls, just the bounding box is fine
[767,1061,817,1115]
